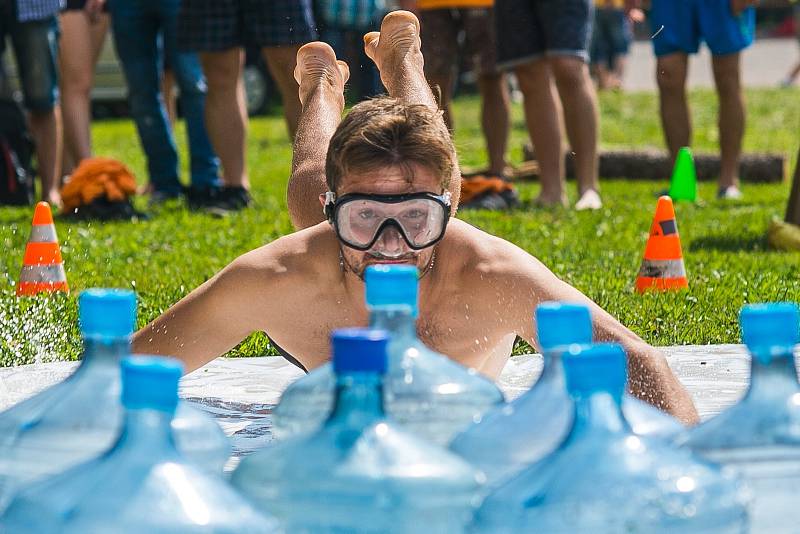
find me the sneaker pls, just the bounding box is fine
[575,189,603,211]
[717,185,743,200]
[185,185,222,211]
[148,189,182,208]
[204,186,252,216]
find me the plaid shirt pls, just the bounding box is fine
[16,0,64,22]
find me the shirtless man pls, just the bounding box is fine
[133,11,698,425]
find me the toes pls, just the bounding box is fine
[363,31,380,61]
[336,60,350,84]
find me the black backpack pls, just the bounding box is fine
[0,98,35,206]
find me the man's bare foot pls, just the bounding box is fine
[363,10,423,92]
[293,42,349,110]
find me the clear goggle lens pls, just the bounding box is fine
[335,197,447,250]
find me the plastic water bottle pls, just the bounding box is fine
[272,265,503,444]
[232,328,484,533]
[0,289,230,510]
[681,303,800,532]
[1,356,279,533]
[450,302,683,486]
[471,343,749,534]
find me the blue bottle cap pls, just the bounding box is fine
[78,289,137,341]
[741,303,800,358]
[365,265,418,317]
[121,356,184,412]
[535,302,593,352]
[562,343,627,399]
[332,328,389,375]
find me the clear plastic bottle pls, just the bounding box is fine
[232,328,484,533]
[680,302,800,532]
[471,343,749,534]
[272,265,503,444]
[450,302,683,486]
[1,356,279,533]
[0,289,230,510]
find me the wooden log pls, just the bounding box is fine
[786,146,800,226]
[520,144,786,183]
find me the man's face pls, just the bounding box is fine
[323,164,445,277]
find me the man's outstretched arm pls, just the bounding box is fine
[132,251,273,374]
[497,243,700,425]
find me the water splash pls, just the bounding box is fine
[0,291,80,367]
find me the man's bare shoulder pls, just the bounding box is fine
[227,223,340,283]
[440,218,547,278]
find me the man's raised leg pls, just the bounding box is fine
[364,10,461,203]
[364,12,438,110]
[287,42,349,230]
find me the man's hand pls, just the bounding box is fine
[730,0,757,16]
[85,0,105,23]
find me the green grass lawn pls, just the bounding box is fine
[0,88,798,366]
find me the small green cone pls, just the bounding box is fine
[668,147,697,202]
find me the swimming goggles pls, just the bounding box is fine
[324,191,452,251]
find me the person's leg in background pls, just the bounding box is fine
[541,0,600,210]
[463,7,510,177]
[263,46,303,140]
[495,0,566,206]
[701,0,754,198]
[178,0,249,203]
[200,50,248,191]
[59,5,109,175]
[712,52,744,196]
[650,0,696,179]
[655,53,690,161]
[590,7,614,90]
[108,0,183,200]
[549,54,600,209]
[257,0,318,141]
[11,17,63,206]
[514,60,565,205]
[160,0,222,207]
[419,9,459,130]
[161,67,177,125]
[609,8,633,87]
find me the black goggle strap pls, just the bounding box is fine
[323,191,337,221]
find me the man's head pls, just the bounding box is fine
[321,97,459,277]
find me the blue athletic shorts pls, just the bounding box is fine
[650,0,755,57]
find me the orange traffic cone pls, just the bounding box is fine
[17,202,69,296]
[636,196,688,293]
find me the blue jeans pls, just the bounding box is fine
[0,2,60,112]
[108,0,219,194]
